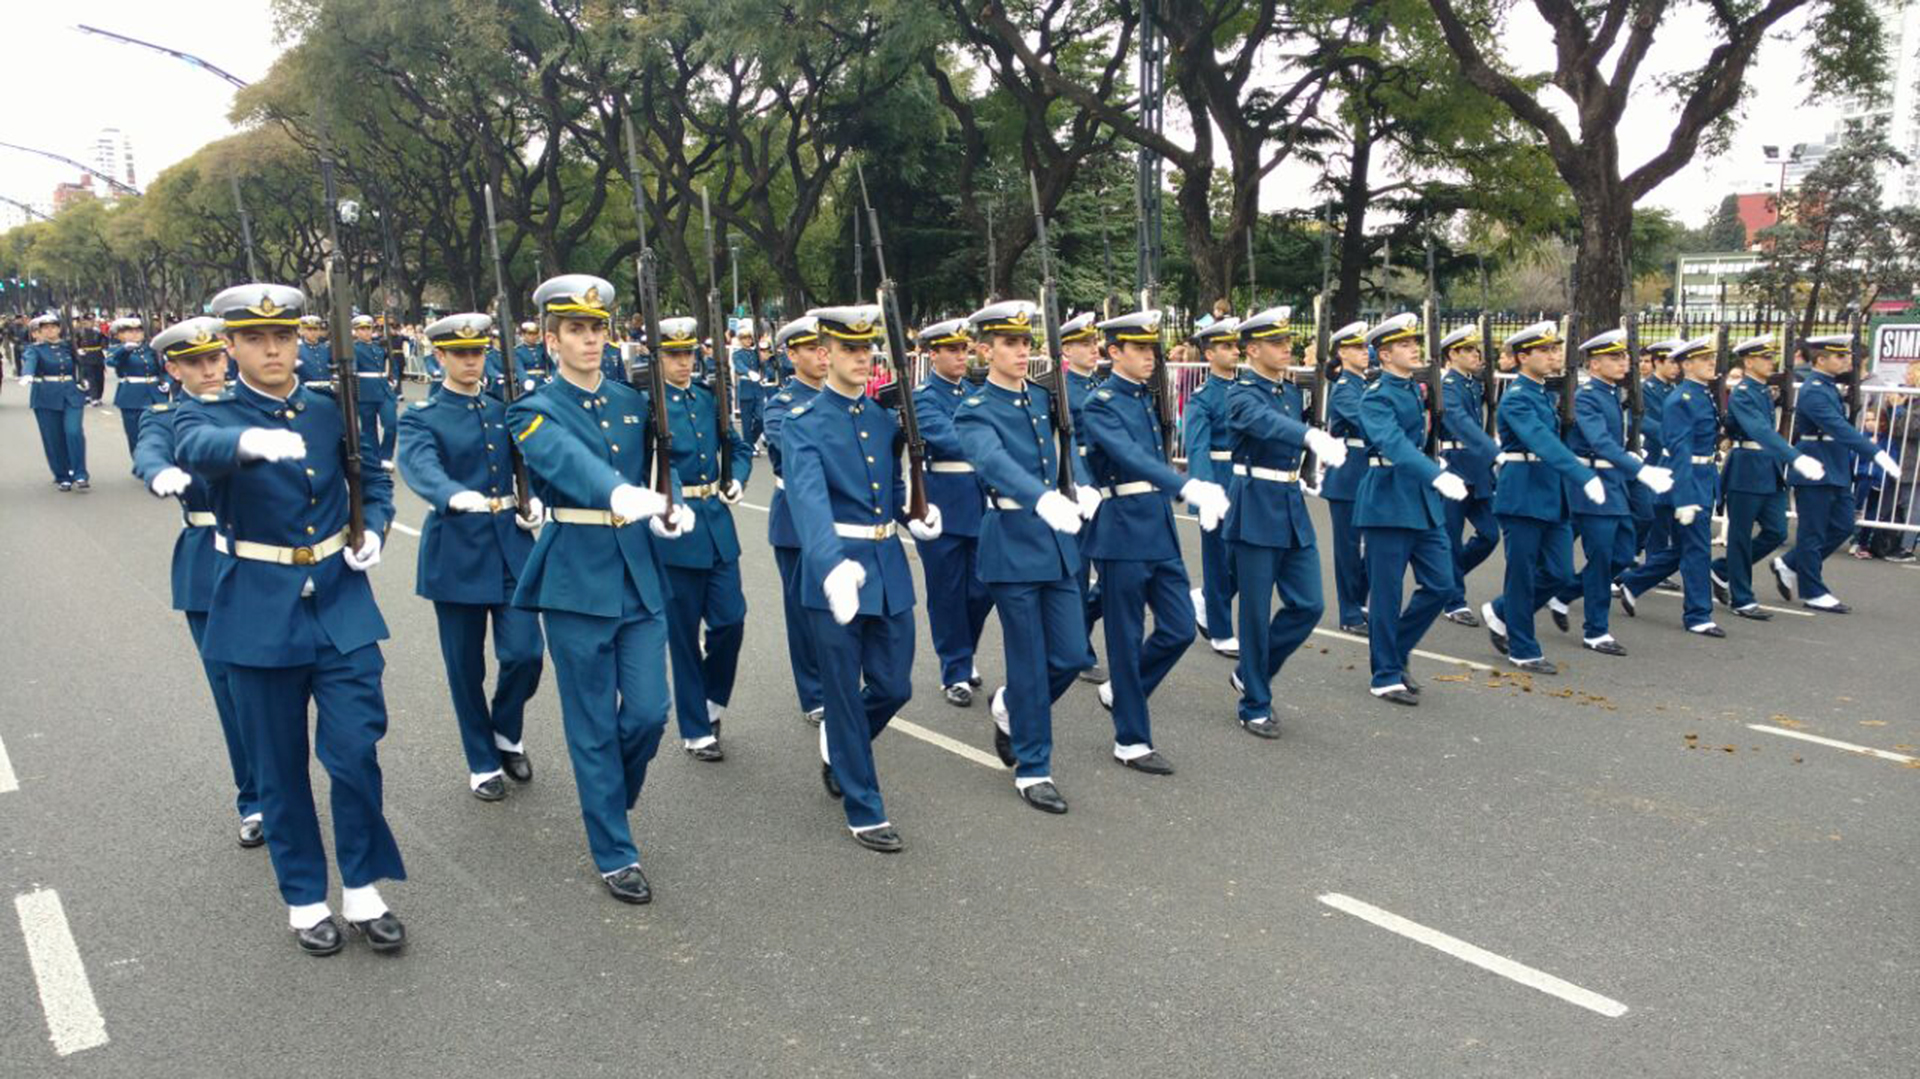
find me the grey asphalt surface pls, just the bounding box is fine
[0,387,1915,1078]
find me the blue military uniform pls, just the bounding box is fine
[763,317,825,721]
[1322,321,1372,630]
[22,316,89,488]
[174,285,405,942]
[1184,317,1241,651]
[785,305,918,843]
[1224,307,1324,727]
[1619,346,1722,631]
[733,341,767,446]
[507,275,676,888]
[1780,341,1890,608]
[1436,326,1500,618]
[1353,314,1454,696]
[351,317,398,466]
[650,316,756,754]
[599,342,630,385]
[1061,311,1105,662]
[1712,336,1806,614]
[296,317,335,392]
[1631,351,1682,562]
[105,320,170,454]
[914,317,993,700]
[398,313,546,794]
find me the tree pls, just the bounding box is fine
[1697,193,1749,251]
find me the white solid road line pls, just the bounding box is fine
[890,717,1006,770]
[1634,588,1811,618]
[0,731,17,793]
[1318,892,1629,1019]
[15,890,109,1056]
[1309,627,1495,672]
[1747,724,1918,764]
[390,522,422,537]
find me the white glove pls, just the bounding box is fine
[1791,454,1826,482]
[1874,450,1902,480]
[1034,489,1083,535]
[16,377,29,387]
[148,467,191,498]
[609,483,668,522]
[1181,479,1231,532]
[1675,504,1701,527]
[719,479,743,504]
[1432,471,1468,502]
[1636,465,1674,495]
[1074,483,1103,520]
[649,502,696,538]
[1305,427,1349,469]
[343,530,382,572]
[908,502,944,542]
[447,490,488,513]
[515,496,544,531]
[237,427,307,463]
[1583,476,1607,505]
[823,558,867,625]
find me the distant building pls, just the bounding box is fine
[1675,252,1764,323]
[1734,193,1779,245]
[53,174,97,213]
[1831,0,1920,205]
[91,127,136,193]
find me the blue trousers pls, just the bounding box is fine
[1232,541,1324,720]
[1786,485,1855,601]
[809,606,914,829]
[119,407,144,456]
[1620,507,1713,627]
[1492,516,1576,662]
[541,591,669,873]
[357,395,398,464]
[32,406,86,483]
[1361,525,1451,687]
[739,393,764,447]
[917,531,991,686]
[226,641,404,907]
[1442,494,1498,611]
[1076,533,1103,664]
[663,560,747,740]
[1712,489,1789,608]
[1327,498,1367,626]
[773,545,823,713]
[986,578,1084,779]
[1197,524,1236,640]
[431,600,544,775]
[1096,557,1195,749]
[185,611,259,819]
[1557,514,1635,639]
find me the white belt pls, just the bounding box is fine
[1367,458,1396,467]
[304,379,334,387]
[1231,464,1300,483]
[928,461,975,473]
[1496,452,1540,463]
[1436,440,1463,451]
[355,372,387,378]
[32,375,72,382]
[1691,454,1716,464]
[991,497,1024,511]
[681,483,718,499]
[479,495,519,513]
[183,511,216,528]
[1207,450,1232,461]
[834,521,897,540]
[552,507,636,527]
[122,376,158,384]
[1733,440,1765,451]
[1581,458,1616,469]
[1342,437,1366,447]
[1799,434,1836,442]
[214,526,350,566]
[1099,481,1156,497]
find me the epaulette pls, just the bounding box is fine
[963,396,983,408]
[412,399,433,410]
[150,403,172,413]
[773,392,791,403]
[1095,389,1114,400]
[789,404,810,418]
[201,391,229,402]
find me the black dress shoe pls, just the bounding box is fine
[1118,751,1174,776]
[821,763,842,799]
[350,912,407,952]
[1512,657,1559,675]
[1339,622,1369,636]
[1803,601,1852,615]
[968,671,983,687]
[1443,607,1481,627]
[73,478,89,491]
[1655,578,1682,593]
[1373,687,1418,706]
[1487,626,1510,656]
[991,723,1015,768]
[686,742,725,763]
[1710,572,1732,607]
[1731,605,1772,621]
[237,818,265,848]
[1402,673,1422,695]
[294,917,344,957]
[1770,561,1794,601]
[851,826,904,853]
[500,750,532,783]
[56,482,71,492]
[1077,665,1107,684]
[1581,637,1628,656]
[603,865,653,904]
[473,775,507,801]
[1616,586,1637,617]
[1240,715,1281,738]
[1019,781,1069,814]
[803,707,824,726]
[944,683,974,708]
[1688,623,1728,637]
[1549,605,1570,633]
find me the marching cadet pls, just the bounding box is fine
[1772,335,1903,612]
[1183,317,1242,658]
[650,315,754,761]
[1353,314,1467,705]
[732,325,767,447]
[396,313,546,801]
[132,315,261,849]
[1082,309,1230,772]
[951,299,1100,813]
[764,316,828,725]
[295,314,334,391]
[20,313,89,491]
[1480,321,1607,671]
[1322,320,1372,634]
[1224,307,1348,730]
[351,313,399,470]
[1435,324,1500,626]
[1711,335,1825,619]
[1630,340,1684,566]
[104,317,168,455]
[1550,330,1674,655]
[74,315,109,405]
[599,338,631,385]
[1060,310,1107,680]
[173,283,405,957]
[506,274,692,903]
[1618,337,1727,634]
[914,316,993,707]
[785,304,942,852]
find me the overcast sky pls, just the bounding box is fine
[0,3,1841,231]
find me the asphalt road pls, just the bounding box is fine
[0,387,1914,1078]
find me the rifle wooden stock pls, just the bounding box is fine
[1030,172,1076,495]
[621,112,675,505]
[481,183,533,515]
[319,147,366,543]
[855,164,929,523]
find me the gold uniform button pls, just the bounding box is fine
[866,455,874,463]
[859,431,868,439]
[305,525,316,535]
[611,444,620,452]
[602,421,609,428]
[305,468,316,477]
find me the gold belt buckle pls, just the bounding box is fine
[610,513,629,528]
[871,524,889,540]
[292,546,316,566]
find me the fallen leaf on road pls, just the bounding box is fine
[1858,720,1887,727]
